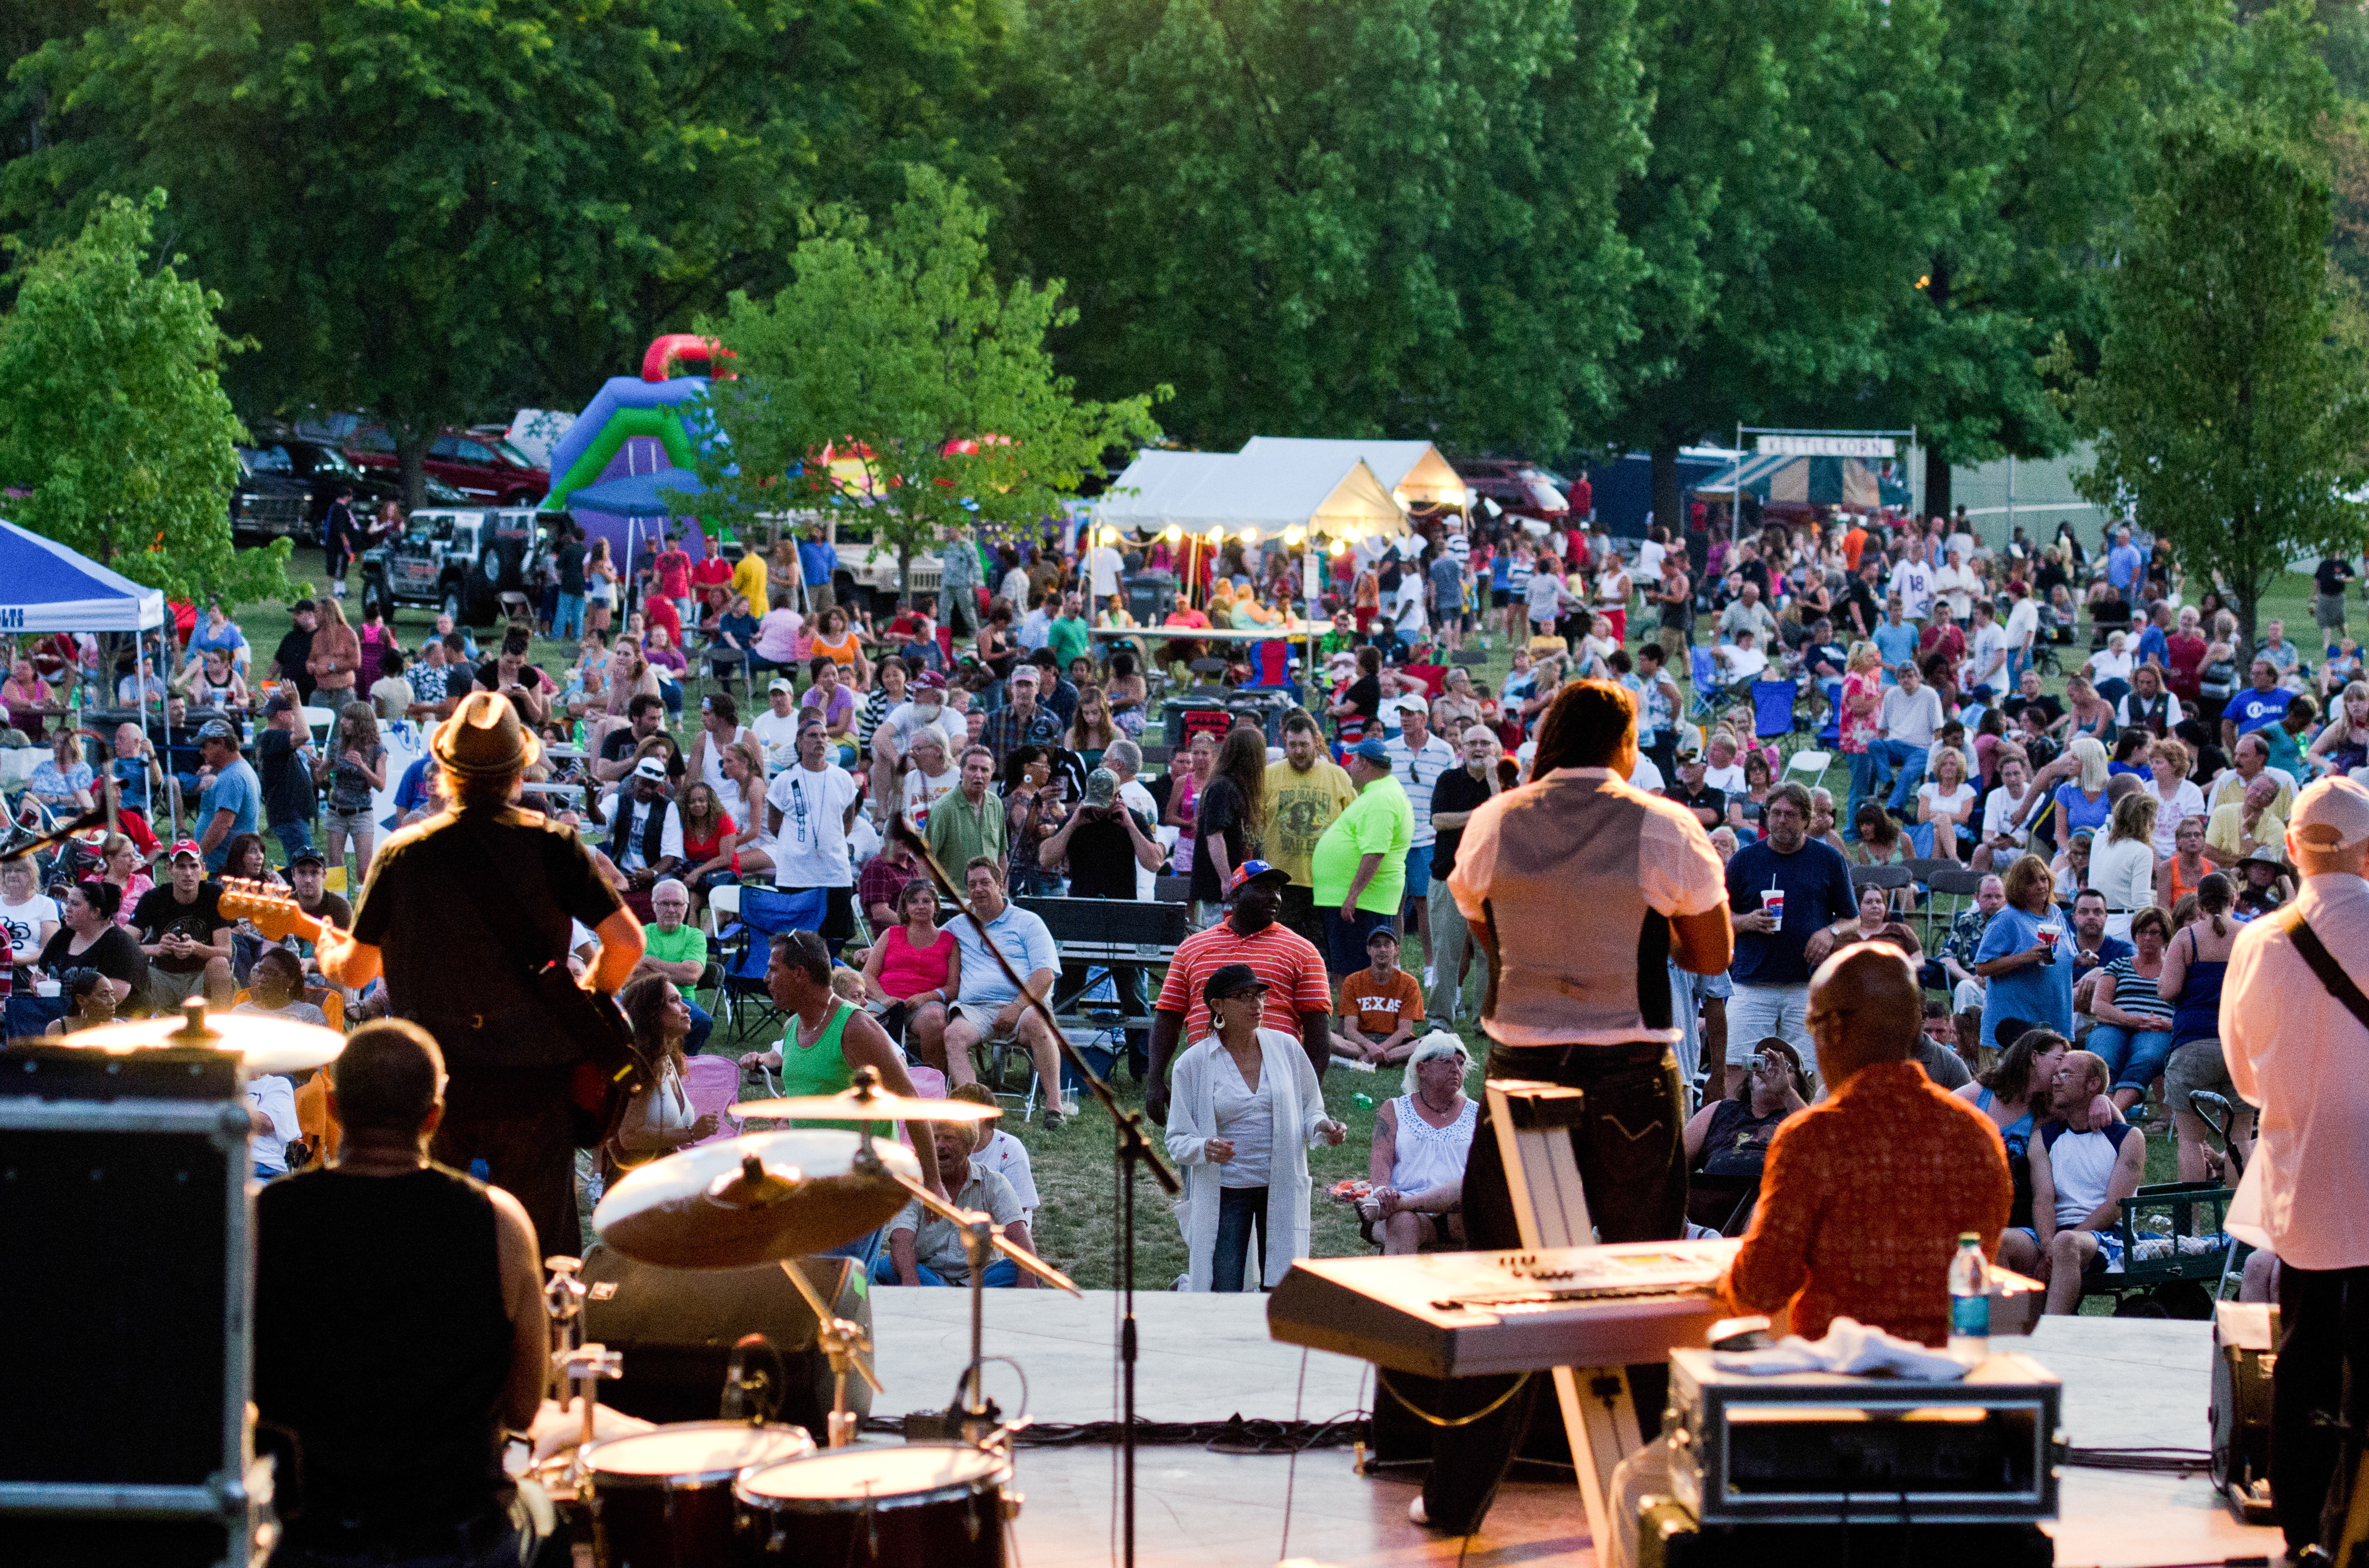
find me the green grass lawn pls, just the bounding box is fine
[233,540,2269,1297]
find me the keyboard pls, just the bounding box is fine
[1265,1239,1740,1379]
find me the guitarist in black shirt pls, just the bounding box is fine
[317,691,643,1258]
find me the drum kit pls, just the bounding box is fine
[53,1006,1079,1568]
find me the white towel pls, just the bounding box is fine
[1709,1316,1969,1381]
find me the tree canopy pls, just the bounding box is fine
[2065,125,2369,646]
[690,169,1163,602]
[0,191,288,602]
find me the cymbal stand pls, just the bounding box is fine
[542,1257,621,1485]
[773,1258,883,1449]
[889,813,1175,1568]
[849,1134,1082,1443]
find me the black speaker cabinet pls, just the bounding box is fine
[2211,1300,2279,1524]
[579,1245,870,1435]
[1636,1498,2054,1568]
[0,1043,272,1566]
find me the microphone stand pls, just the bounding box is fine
[890,813,1180,1568]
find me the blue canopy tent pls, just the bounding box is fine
[564,465,727,593]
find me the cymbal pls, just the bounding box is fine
[592,1129,921,1269]
[731,1090,1000,1124]
[61,1010,345,1074]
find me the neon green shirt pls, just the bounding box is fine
[642,922,707,968]
[1309,775,1414,914]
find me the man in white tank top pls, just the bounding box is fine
[2032,1050,2146,1314]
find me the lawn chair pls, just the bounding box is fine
[1748,679,1797,749]
[1241,639,1297,697]
[1686,646,1721,724]
[681,1055,743,1148]
[1779,749,1833,794]
[1816,679,1842,748]
[1924,866,1989,952]
[1849,861,1915,918]
[712,884,827,1044]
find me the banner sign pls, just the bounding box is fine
[1756,434,1897,458]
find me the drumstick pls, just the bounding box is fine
[887,812,1183,1199]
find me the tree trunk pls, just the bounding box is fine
[898,545,913,612]
[1651,440,1683,545]
[1923,445,1951,529]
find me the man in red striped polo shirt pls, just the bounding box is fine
[1147,860,1334,1125]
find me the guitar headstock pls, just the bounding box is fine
[218,877,320,943]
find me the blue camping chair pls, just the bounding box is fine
[1240,639,1301,701]
[1749,679,1799,747]
[713,884,828,1041]
[1817,679,1843,747]
[1687,645,1722,724]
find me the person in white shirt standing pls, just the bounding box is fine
[767,718,862,951]
[1888,552,1936,623]
[1382,695,1457,985]
[1932,547,1979,626]
[2222,776,2369,1560]
[2004,587,2041,688]
[1084,532,1126,606]
[1964,597,2010,701]
[1870,660,1945,815]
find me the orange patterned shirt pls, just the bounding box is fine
[1720,1060,2013,1346]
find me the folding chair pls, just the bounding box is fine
[1925,866,1989,955]
[700,883,743,1028]
[1240,639,1297,696]
[1748,680,1797,749]
[1685,646,1721,724]
[1849,861,1914,917]
[1779,749,1832,792]
[713,884,826,1044]
[1816,679,1843,748]
[681,1055,743,1148]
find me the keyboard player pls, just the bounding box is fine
[1418,680,1732,1536]
[1718,940,2013,1343]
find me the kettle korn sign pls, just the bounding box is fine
[1755,434,1897,460]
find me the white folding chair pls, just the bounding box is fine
[1780,749,1833,790]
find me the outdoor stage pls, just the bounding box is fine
[867,1291,2281,1568]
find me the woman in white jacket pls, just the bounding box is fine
[1166,962,1346,1291]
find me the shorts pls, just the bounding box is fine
[2163,1037,2241,1116]
[147,965,212,1012]
[323,805,374,838]
[1323,904,1397,974]
[951,1000,1021,1040]
[2318,591,2350,630]
[1404,846,1433,901]
[1491,588,1512,608]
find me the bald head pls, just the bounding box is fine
[1807,942,1922,1087]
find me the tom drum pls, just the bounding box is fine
[733,1443,1016,1566]
[583,1420,816,1568]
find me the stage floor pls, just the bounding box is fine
[865,1290,2281,1568]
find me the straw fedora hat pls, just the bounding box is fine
[432,690,540,778]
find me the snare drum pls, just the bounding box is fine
[734,1444,1015,1566]
[584,1420,816,1568]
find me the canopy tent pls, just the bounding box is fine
[1236,437,1465,510]
[1693,450,1912,512]
[0,519,167,631]
[1094,446,1408,544]
[569,466,712,517]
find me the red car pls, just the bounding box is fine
[344,425,549,506]
[1453,457,1571,523]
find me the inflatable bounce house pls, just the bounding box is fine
[539,334,733,564]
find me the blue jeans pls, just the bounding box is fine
[2089,1024,2176,1096]
[1868,737,1927,810]
[1322,905,1397,977]
[871,1254,1021,1288]
[1844,751,1880,842]
[553,592,587,641]
[1212,1185,1272,1292]
[685,997,713,1057]
[6,993,66,1037]
[271,819,315,863]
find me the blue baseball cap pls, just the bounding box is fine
[1348,736,1390,763]
[1226,859,1290,898]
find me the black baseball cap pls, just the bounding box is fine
[1201,963,1270,1006]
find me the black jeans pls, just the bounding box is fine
[2275,1259,2369,1552]
[428,1066,581,1261]
[1278,883,1326,952]
[1414,1041,1689,1536]
[1213,1185,1272,1292]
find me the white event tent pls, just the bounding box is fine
[1094,444,1410,546]
[1236,436,1466,511]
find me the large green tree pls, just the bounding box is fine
[0,190,288,602]
[7,0,1011,502]
[1005,0,1646,455]
[2066,125,2369,647]
[690,168,1163,604]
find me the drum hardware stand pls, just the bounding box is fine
[721,1333,786,1425]
[544,1256,623,1484]
[892,814,1178,1568]
[774,1257,883,1449]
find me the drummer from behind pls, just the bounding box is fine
[253,1022,548,1568]
[738,928,945,1208]
[877,1118,1042,1288]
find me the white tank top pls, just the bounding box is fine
[1389,1094,1478,1194]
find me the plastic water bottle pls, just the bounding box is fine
[1947,1232,1989,1364]
[1350,1093,1374,1110]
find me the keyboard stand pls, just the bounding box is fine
[1483,1078,1648,1554]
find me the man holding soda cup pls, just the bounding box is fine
[1722,781,1859,1094]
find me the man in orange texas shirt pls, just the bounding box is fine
[1721,940,2013,1345]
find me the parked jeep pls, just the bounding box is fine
[830,525,944,619]
[360,507,546,628]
